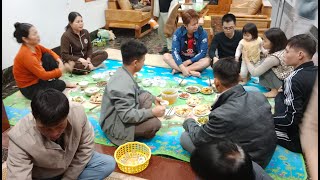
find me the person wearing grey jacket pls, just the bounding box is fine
[180,57,277,168]
[99,40,165,146]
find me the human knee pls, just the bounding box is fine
[103,51,108,59]
[154,118,162,130]
[99,154,116,178]
[163,53,171,62]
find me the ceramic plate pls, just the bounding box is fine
[185,86,200,94]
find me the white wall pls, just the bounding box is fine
[2,0,107,69]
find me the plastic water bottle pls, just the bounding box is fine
[148,19,159,29]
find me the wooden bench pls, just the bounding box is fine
[206,0,272,37]
[230,0,272,37]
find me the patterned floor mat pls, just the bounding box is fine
[3,60,306,179]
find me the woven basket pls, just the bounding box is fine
[114,142,151,174]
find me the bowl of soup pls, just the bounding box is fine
[161,88,178,105]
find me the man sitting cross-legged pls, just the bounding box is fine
[7,89,116,180]
[99,39,166,146]
[163,9,211,77]
[180,57,277,168]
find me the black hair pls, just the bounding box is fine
[120,39,148,65]
[264,27,287,54]
[13,22,33,43]
[221,13,236,25]
[242,23,258,40]
[65,12,82,30]
[31,89,70,127]
[190,140,254,180]
[212,57,240,87]
[287,34,317,59]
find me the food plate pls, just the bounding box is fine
[178,92,191,99]
[84,87,100,96]
[174,106,192,117]
[70,96,85,103]
[89,93,103,104]
[96,81,107,87]
[185,86,200,94]
[200,87,214,95]
[186,96,201,107]
[193,104,211,117]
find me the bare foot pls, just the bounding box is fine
[263,88,278,98]
[65,81,77,88]
[88,64,95,70]
[190,70,201,78]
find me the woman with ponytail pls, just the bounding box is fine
[61,12,108,75]
[13,22,75,100]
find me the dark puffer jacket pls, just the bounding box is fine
[183,84,277,168]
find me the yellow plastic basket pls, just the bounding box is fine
[114,141,151,174]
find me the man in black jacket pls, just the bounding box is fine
[274,34,318,153]
[208,13,242,66]
[180,57,277,168]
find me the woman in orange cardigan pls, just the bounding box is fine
[13,22,74,100]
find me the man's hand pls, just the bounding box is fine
[186,113,197,120]
[154,97,162,106]
[182,60,192,67]
[179,65,191,77]
[213,57,219,64]
[152,105,166,117]
[278,86,283,92]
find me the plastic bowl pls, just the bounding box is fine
[84,87,100,96]
[161,88,178,105]
[92,74,102,81]
[78,81,89,88]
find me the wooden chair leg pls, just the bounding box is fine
[135,27,142,38]
[105,23,110,30]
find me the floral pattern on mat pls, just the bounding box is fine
[3,60,305,180]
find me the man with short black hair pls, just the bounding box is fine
[180,57,277,168]
[190,140,273,180]
[209,13,242,65]
[7,89,115,179]
[274,34,318,153]
[100,39,165,146]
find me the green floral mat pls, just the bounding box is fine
[3,60,306,179]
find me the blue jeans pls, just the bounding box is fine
[78,151,116,180]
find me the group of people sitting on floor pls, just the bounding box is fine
[7,9,317,180]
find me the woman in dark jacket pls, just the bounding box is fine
[61,12,108,74]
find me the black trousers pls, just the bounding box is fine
[19,53,66,100]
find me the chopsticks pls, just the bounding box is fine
[178,77,185,86]
[164,106,174,119]
[208,76,212,87]
[89,104,100,111]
